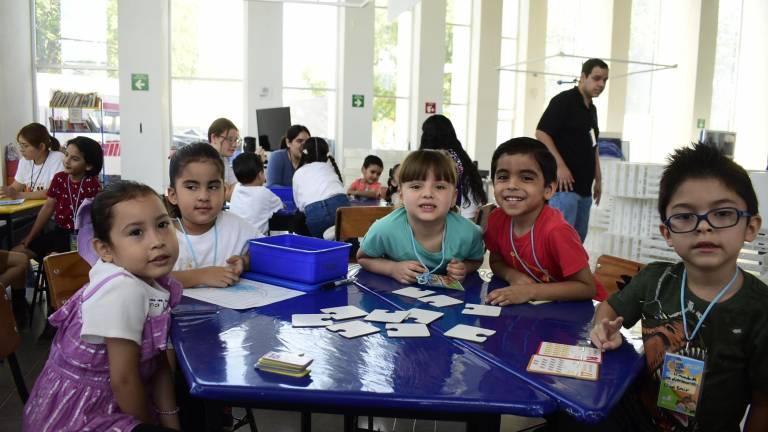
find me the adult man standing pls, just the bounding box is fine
[536,58,609,242]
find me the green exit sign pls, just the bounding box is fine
[697,118,705,128]
[131,73,149,91]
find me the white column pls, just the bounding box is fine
[243,2,283,138]
[410,0,446,148]
[691,0,718,139]
[605,0,631,134]
[519,0,546,137]
[0,1,35,182]
[118,0,171,192]
[466,0,502,170]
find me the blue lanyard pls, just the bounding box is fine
[29,152,49,191]
[408,222,446,285]
[177,218,218,269]
[679,267,739,343]
[509,221,556,283]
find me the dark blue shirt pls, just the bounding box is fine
[266,149,296,187]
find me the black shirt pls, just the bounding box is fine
[536,87,598,197]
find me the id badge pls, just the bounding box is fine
[657,352,705,417]
[589,128,597,147]
[69,232,78,251]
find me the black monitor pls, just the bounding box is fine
[256,107,291,151]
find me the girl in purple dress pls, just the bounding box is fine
[23,181,182,432]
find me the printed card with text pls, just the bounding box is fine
[537,342,602,363]
[421,274,464,291]
[526,354,600,381]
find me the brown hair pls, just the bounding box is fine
[17,122,60,152]
[398,150,457,186]
[207,118,238,142]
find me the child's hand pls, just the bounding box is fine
[0,186,18,199]
[226,255,246,276]
[446,259,467,282]
[198,266,239,287]
[390,261,427,284]
[485,285,534,306]
[590,317,624,351]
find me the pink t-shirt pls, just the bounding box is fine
[349,178,381,196]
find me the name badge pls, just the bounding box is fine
[657,352,705,417]
[589,128,597,147]
[69,232,78,252]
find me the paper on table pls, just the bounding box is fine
[0,199,25,206]
[182,278,305,309]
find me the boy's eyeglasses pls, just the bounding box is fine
[663,207,752,233]
[220,136,242,145]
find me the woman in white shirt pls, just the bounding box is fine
[1,123,65,200]
[292,137,349,238]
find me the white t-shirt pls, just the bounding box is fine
[229,184,283,235]
[459,196,480,220]
[292,162,346,211]
[81,260,170,346]
[14,150,65,192]
[173,211,259,272]
[222,156,237,185]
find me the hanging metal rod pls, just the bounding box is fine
[244,0,371,7]
[499,51,677,72]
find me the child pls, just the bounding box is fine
[0,122,64,200]
[292,137,349,238]
[588,144,768,432]
[166,142,257,288]
[348,155,384,199]
[357,150,484,284]
[23,181,181,431]
[381,163,401,205]
[14,136,103,261]
[229,152,283,236]
[483,138,603,305]
[207,117,240,201]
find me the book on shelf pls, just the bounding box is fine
[49,90,101,108]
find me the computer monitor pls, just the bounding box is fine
[256,107,291,151]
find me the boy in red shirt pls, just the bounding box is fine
[348,155,383,199]
[484,137,606,305]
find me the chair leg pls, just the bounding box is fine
[7,353,29,403]
[28,263,44,324]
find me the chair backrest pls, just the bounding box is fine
[335,206,394,240]
[0,288,21,358]
[44,251,91,309]
[594,254,645,296]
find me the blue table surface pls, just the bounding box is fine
[171,282,555,417]
[353,271,646,422]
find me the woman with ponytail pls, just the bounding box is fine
[1,123,64,200]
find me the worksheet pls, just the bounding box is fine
[183,278,305,309]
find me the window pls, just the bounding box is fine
[543,0,582,105]
[372,0,412,151]
[710,0,743,131]
[443,0,472,146]
[282,3,338,143]
[497,0,521,144]
[171,0,244,149]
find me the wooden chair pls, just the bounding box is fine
[44,251,90,310]
[594,254,645,296]
[0,287,28,403]
[335,206,394,262]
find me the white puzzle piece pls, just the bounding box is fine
[386,323,430,338]
[392,286,436,299]
[320,305,368,320]
[405,308,444,324]
[326,320,380,339]
[364,309,409,323]
[291,313,334,327]
[418,294,463,308]
[444,324,496,343]
[462,303,502,317]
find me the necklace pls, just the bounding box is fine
[408,222,446,285]
[509,221,556,283]
[177,218,218,269]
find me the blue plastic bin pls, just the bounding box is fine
[268,185,297,213]
[248,234,351,285]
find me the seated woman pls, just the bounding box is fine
[266,125,310,187]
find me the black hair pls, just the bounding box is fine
[91,180,163,243]
[285,125,310,143]
[384,163,401,203]
[169,142,225,186]
[243,136,256,153]
[491,137,557,186]
[420,114,487,206]
[17,122,61,152]
[299,137,343,183]
[658,143,759,220]
[363,155,383,170]
[581,58,609,76]
[233,152,264,184]
[66,136,104,177]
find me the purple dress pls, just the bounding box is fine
[22,267,182,432]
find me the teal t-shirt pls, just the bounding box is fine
[360,207,485,274]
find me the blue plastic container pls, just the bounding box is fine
[248,234,351,285]
[268,185,297,213]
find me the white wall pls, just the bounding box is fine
[244,2,283,138]
[410,0,446,147]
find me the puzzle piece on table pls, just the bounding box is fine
[392,286,435,299]
[462,303,501,317]
[405,308,443,324]
[444,324,496,343]
[326,320,380,339]
[320,305,368,320]
[386,323,430,338]
[364,309,409,323]
[291,313,334,327]
[417,294,463,308]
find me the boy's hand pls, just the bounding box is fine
[446,259,467,281]
[226,255,246,276]
[198,266,239,287]
[485,285,534,306]
[390,261,426,284]
[590,317,624,351]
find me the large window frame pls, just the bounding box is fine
[443,0,473,146]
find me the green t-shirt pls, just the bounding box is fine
[608,262,768,432]
[359,207,485,274]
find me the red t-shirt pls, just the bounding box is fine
[349,178,382,197]
[484,205,607,301]
[47,171,101,230]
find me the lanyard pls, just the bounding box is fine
[177,218,218,269]
[67,176,85,223]
[408,222,446,285]
[29,152,49,191]
[509,221,556,283]
[679,267,739,343]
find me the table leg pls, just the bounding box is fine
[343,414,356,432]
[301,411,311,432]
[466,414,501,432]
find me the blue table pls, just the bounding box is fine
[172,282,555,431]
[354,270,645,423]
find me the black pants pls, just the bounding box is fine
[133,424,178,432]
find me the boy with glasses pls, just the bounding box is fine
[586,144,768,431]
